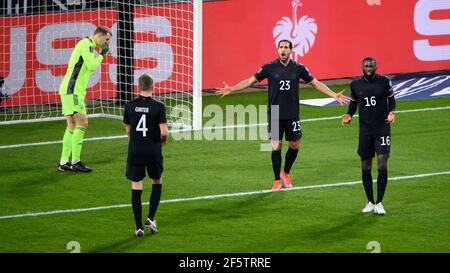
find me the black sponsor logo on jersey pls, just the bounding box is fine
[89,46,94,53]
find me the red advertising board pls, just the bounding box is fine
[1,0,449,106]
[203,0,450,87]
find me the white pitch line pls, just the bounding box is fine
[0,135,126,149]
[1,105,449,150]
[0,171,448,220]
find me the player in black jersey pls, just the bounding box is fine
[342,57,396,215]
[123,74,169,237]
[216,40,350,191]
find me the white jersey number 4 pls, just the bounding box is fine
[136,114,148,137]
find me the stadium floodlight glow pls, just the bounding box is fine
[0,0,203,130]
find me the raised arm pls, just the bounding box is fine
[215,76,258,98]
[309,79,351,105]
[79,40,104,71]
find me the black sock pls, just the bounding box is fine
[284,148,299,174]
[271,150,282,180]
[362,169,375,203]
[376,169,388,204]
[131,189,143,230]
[148,184,162,221]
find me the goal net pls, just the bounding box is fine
[0,0,202,129]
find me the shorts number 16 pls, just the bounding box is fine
[380,136,390,146]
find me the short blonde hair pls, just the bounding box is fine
[94,26,112,36]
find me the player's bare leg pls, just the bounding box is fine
[71,113,91,172]
[145,177,162,234]
[361,158,376,213]
[281,140,300,188]
[65,115,76,131]
[374,154,389,215]
[132,181,145,237]
[58,115,76,171]
[271,140,283,191]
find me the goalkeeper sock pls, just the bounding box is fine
[132,189,143,230]
[72,125,86,164]
[362,169,375,204]
[60,128,74,164]
[283,147,299,174]
[271,150,282,180]
[148,184,162,221]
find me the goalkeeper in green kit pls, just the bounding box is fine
[58,26,112,172]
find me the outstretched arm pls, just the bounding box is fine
[215,76,258,98]
[309,79,351,105]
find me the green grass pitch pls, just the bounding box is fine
[0,86,449,253]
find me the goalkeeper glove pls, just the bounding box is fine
[100,42,109,56]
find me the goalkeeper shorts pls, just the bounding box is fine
[60,94,86,116]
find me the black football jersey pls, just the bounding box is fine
[254,59,314,120]
[350,74,394,135]
[123,96,167,162]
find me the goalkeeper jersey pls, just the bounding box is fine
[59,37,104,97]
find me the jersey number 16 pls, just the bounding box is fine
[136,114,148,137]
[364,96,376,107]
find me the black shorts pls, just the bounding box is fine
[268,118,302,141]
[126,158,164,181]
[358,133,391,159]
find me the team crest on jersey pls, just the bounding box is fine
[89,46,94,53]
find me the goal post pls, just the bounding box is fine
[0,0,202,129]
[193,0,202,131]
